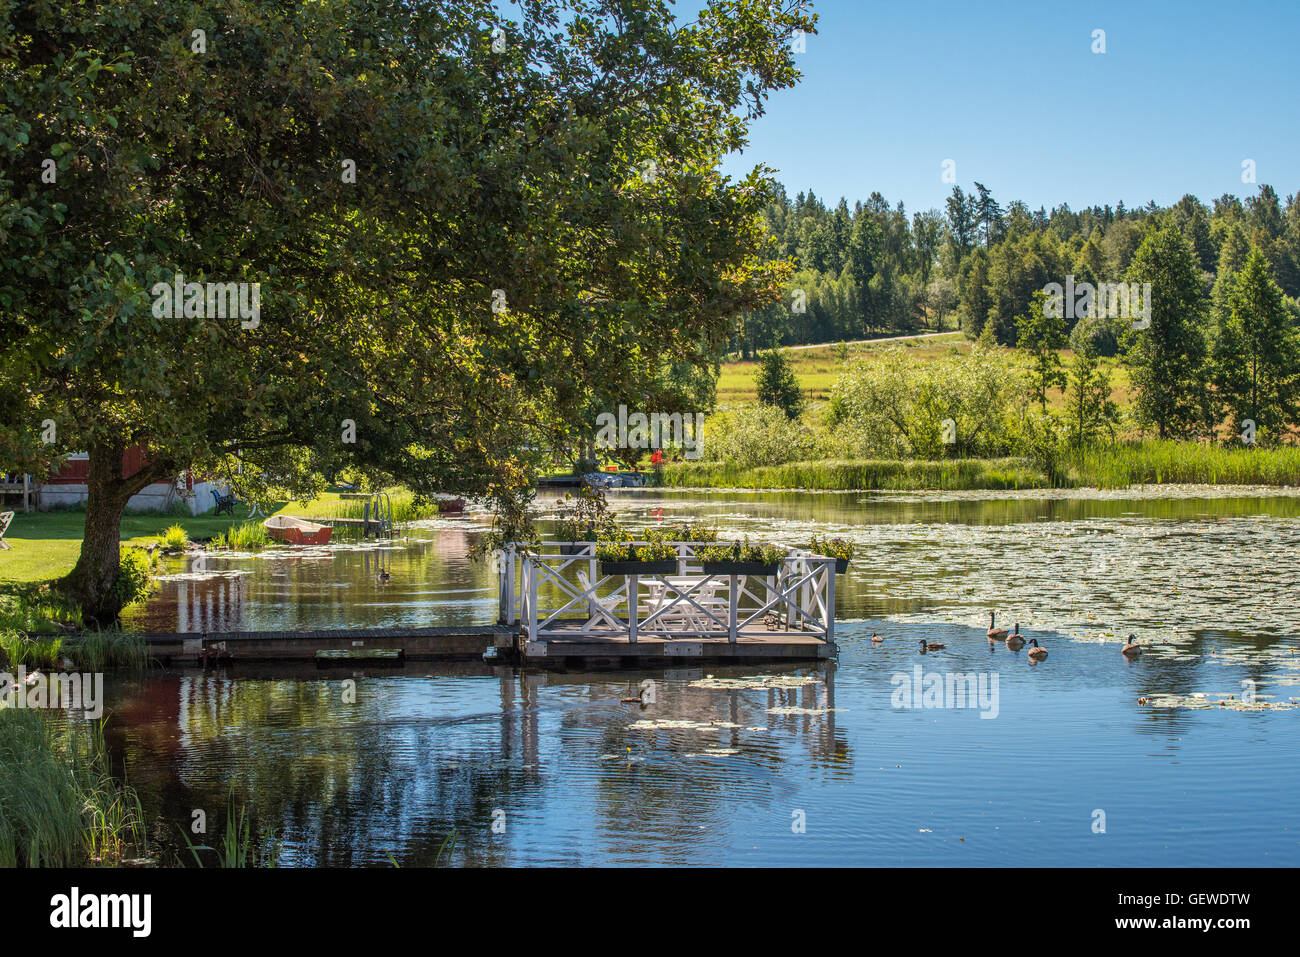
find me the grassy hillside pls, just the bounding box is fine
[720,332,1135,419]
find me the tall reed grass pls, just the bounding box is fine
[664,442,1300,491]
[310,489,444,523]
[1067,440,1300,488]
[214,521,271,550]
[0,709,146,867]
[662,457,1047,491]
[0,630,64,669]
[64,631,149,671]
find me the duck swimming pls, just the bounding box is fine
[987,611,1009,642]
[1005,623,1025,651]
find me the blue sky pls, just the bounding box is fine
[717,0,1300,213]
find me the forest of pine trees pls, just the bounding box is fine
[734,182,1300,361]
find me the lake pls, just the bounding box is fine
[108,487,1300,866]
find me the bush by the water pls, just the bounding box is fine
[113,548,156,609]
[701,405,820,469]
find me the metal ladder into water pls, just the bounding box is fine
[362,491,393,538]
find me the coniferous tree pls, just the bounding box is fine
[1212,248,1300,443]
[1123,227,1209,439]
[755,345,805,420]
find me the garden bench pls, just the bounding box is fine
[0,510,13,550]
[211,489,237,516]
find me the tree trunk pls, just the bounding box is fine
[60,440,160,626]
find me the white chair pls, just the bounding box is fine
[577,570,623,630]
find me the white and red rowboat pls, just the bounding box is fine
[263,515,333,546]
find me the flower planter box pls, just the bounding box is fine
[833,558,849,574]
[558,542,594,556]
[599,560,678,576]
[701,561,779,577]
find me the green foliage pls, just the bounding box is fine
[1068,312,1124,358]
[1016,290,1067,411]
[755,345,805,419]
[634,530,678,563]
[659,522,718,542]
[159,524,189,552]
[65,631,148,672]
[112,548,155,609]
[1066,440,1300,487]
[1066,344,1121,448]
[1211,248,1300,442]
[695,542,739,563]
[552,487,616,542]
[0,630,63,669]
[0,583,81,634]
[702,405,817,468]
[738,541,785,565]
[1122,226,1210,438]
[0,0,813,620]
[215,522,271,551]
[0,710,146,867]
[826,343,1019,458]
[663,457,1045,490]
[808,534,855,561]
[595,538,634,566]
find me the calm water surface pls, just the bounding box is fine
[108,488,1300,866]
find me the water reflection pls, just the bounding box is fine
[106,661,843,866]
[103,487,1300,866]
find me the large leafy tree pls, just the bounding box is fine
[0,0,811,621]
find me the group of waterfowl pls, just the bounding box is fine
[869,611,1145,663]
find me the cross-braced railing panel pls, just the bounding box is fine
[501,542,837,644]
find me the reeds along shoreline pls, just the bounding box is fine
[0,709,146,867]
[661,441,1300,491]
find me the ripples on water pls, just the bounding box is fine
[108,488,1300,866]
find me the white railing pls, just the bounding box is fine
[499,542,837,644]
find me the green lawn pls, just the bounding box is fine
[0,490,440,586]
[719,332,1135,419]
[0,508,257,584]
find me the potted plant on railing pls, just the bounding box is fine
[697,540,784,577]
[808,534,855,573]
[597,531,679,576]
[658,521,719,546]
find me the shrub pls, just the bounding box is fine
[702,405,817,468]
[826,343,1021,459]
[113,548,155,609]
[755,346,804,419]
[1068,313,1123,358]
